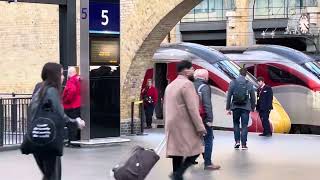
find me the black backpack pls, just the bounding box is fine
[20,87,65,156]
[232,80,249,105]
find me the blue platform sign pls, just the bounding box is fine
[89,2,120,34]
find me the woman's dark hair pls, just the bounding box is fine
[177,60,192,73]
[39,62,62,97]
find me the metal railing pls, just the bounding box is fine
[0,96,32,146]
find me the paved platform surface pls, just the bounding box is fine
[1,129,320,180]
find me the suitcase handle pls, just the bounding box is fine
[154,137,166,155]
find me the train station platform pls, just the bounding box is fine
[0,129,319,180]
[147,130,320,180]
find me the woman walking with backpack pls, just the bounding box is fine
[23,62,85,180]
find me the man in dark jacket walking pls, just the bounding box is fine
[226,68,256,150]
[194,69,220,170]
[256,77,273,137]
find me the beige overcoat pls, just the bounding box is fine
[164,75,206,157]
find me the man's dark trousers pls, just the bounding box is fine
[145,104,155,127]
[259,110,272,135]
[65,108,81,142]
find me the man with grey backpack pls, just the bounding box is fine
[226,68,256,150]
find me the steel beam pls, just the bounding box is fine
[59,0,77,70]
[80,0,90,141]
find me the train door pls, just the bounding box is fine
[154,63,168,119]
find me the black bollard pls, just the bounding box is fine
[130,102,134,135]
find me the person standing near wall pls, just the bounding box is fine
[141,79,158,129]
[62,67,81,146]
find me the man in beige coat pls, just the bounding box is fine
[164,60,207,180]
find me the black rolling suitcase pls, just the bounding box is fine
[112,138,166,180]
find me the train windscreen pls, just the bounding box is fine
[213,60,259,87]
[302,62,320,79]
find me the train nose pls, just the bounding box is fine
[248,97,291,133]
[269,98,291,133]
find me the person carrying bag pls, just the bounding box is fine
[21,62,85,180]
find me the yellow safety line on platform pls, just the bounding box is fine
[134,101,143,105]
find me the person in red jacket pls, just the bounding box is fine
[141,79,158,129]
[62,67,81,146]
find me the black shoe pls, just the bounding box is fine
[241,144,248,150]
[169,172,183,180]
[266,133,272,137]
[259,133,267,136]
[234,142,240,149]
[191,160,198,165]
[68,143,81,148]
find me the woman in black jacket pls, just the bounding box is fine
[30,62,85,180]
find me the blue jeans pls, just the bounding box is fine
[203,124,213,166]
[232,109,250,145]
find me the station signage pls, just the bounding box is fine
[89,1,120,34]
[90,38,120,65]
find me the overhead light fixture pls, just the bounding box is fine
[271,31,275,38]
[261,31,266,38]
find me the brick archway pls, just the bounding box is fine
[120,0,202,124]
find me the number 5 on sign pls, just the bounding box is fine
[101,10,109,26]
[81,8,88,19]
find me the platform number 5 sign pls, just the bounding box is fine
[101,10,109,26]
[81,8,88,19]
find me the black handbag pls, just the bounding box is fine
[20,87,65,156]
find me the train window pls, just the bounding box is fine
[268,66,306,86]
[214,61,239,80]
[247,66,254,75]
[214,61,259,87]
[302,62,320,79]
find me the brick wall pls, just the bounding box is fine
[120,0,202,122]
[120,118,142,135]
[0,2,59,93]
[226,0,255,46]
[120,0,136,21]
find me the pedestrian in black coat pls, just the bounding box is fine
[256,77,273,137]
